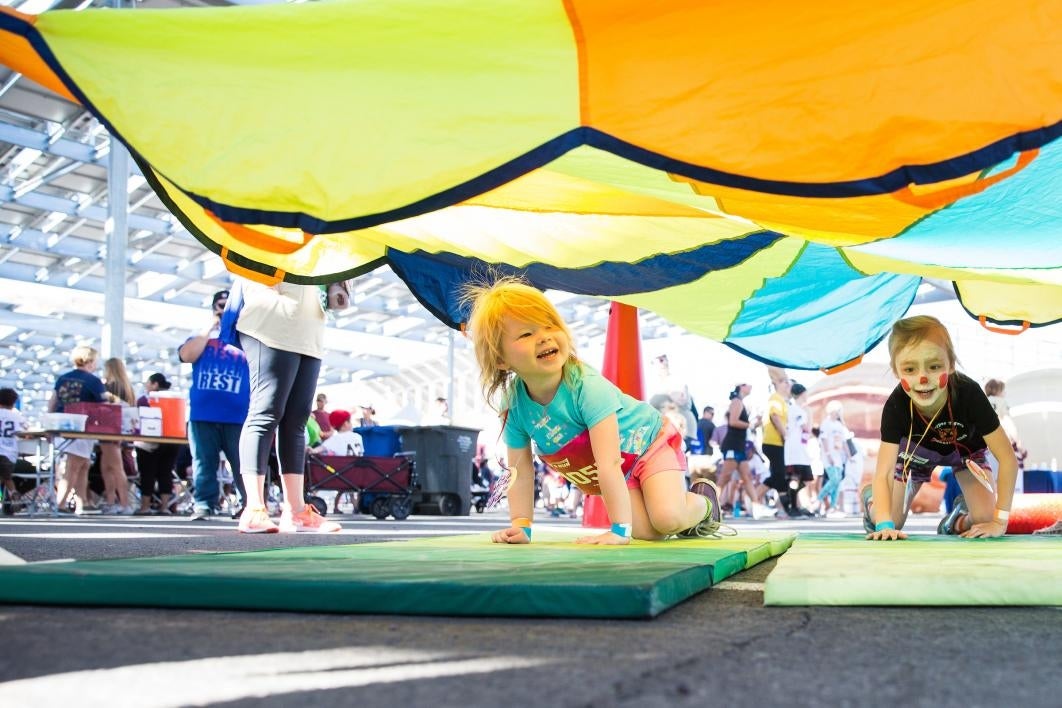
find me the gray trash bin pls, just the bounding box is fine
[398,425,480,515]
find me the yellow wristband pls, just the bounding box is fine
[512,517,532,540]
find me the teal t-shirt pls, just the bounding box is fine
[502,364,661,457]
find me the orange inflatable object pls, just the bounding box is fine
[1006,493,1062,534]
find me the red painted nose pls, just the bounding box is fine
[919,376,928,384]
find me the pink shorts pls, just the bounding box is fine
[626,418,686,489]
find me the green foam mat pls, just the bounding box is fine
[764,533,1062,606]
[0,532,794,618]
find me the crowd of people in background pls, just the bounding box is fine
[642,359,862,522]
[4,283,1052,541]
[2,277,465,526]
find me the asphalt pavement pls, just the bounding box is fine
[0,510,1058,708]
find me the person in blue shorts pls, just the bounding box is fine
[718,383,762,515]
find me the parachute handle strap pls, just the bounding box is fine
[978,316,1029,336]
[895,150,1038,210]
[220,247,284,286]
[821,355,863,375]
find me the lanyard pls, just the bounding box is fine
[901,395,945,483]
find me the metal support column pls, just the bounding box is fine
[101,136,128,361]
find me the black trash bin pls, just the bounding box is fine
[399,425,480,515]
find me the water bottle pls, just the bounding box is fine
[733,500,743,518]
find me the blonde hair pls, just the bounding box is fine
[825,399,845,424]
[887,315,958,375]
[459,274,580,411]
[70,345,98,368]
[103,357,136,405]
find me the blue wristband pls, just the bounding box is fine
[874,520,896,531]
[610,522,632,538]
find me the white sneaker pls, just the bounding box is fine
[751,502,776,520]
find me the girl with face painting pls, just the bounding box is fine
[863,316,1018,540]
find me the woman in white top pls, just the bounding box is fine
[234,279,349,534]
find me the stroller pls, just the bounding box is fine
[304,450,416,520]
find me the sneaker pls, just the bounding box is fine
[115,505,135,516]
[238,506,279,534]
[1033,520,1062,535]
[751,502,776,520]
[678,478,727,539]
[861,485,874,533]
[279,505,341,533]
[189,507,213,521]
[937,495,967,535]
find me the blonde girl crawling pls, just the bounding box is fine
[461,276,725,545]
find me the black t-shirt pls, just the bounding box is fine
[880,372,1000,469]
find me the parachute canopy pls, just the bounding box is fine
[1,0,1059,369]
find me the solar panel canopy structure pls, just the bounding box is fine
[0,0,1059,394]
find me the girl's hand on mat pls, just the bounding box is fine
[575,531,631,545]
[865,528,907,541]
[491,527,530,544]
[962,520,1006,539]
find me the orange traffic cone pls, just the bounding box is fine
[583,302,644,528]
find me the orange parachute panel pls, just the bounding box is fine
[573,0,1056,183]
[0,9,76,103]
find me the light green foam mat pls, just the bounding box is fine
[764,533,1062,606]
[0,532,794,618]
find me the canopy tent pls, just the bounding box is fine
[1,0,1059,370]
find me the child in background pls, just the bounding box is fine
[314,409,365,457]
[784,382,814,517]
[840,437,864,515]
[461,275,725,544]
[983,378,1024,494]
[864,315,1017,540]
[0,388,27,513]
[818,400,850,516]
[541,468,570,517]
